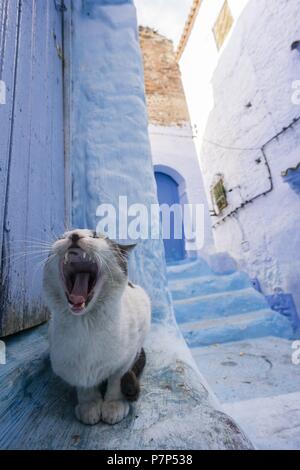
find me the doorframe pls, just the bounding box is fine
[62,0,72,230]
[154,164,190,260]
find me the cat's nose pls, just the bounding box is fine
[70,233,80,244]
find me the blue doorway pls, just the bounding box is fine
[155,171,185,263]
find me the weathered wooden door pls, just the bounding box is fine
[0,0,66,336]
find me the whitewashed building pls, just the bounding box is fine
[179,0,300,320]
[139,27,214,262]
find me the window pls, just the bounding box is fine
[213,1,234,50]
[212,178,228,214]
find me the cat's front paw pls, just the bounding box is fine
[75,400,102,425]
[101,400,130,425]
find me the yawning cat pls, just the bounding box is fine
[43,229,151,425]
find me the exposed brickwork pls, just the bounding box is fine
[139,26,190,126]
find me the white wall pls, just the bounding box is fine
[180,0,249,148]
[149,124,214,254]
[180,0,300,315]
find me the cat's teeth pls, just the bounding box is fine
[64,253,69,264]
[83,252,87,259]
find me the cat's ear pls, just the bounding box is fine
[117,243,137,257]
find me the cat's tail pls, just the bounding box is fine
[120,348,146,402]
[132,348,146,377]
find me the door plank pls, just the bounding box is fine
[0,1,65,336]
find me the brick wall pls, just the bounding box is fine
[139,26,190,126]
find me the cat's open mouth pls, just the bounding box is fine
[61,247,99,315]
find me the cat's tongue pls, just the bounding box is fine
[68,272,90,312]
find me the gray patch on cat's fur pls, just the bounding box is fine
[121,349,146,402]
[101,349,146,402]
[106,239,136,275]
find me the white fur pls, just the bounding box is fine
[43,229,151,425]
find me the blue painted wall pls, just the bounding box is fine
[282,165,300,197]
[0,1,65,336]
[69,0,172,321]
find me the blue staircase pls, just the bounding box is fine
[167,258,294,348]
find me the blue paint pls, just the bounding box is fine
[69,0,172,321]
[282,164,300,196]
[155,171,185,263]
[183,310,294,348]
[267,293,300,331]
[0,322,252,449]
[0,1,253,450]
[251,278,262,293]
[0,0,65,336]
[174,288,271,324]
[168,259,294,347]
[169,271,253,301]
[167,257,213,280]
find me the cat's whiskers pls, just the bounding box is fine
[2,249,51,260]
[10,235,56,245]
[2,255,49,268]
[7,241,54,254]
[31,253,56,283]
[2,249,51,264]
[95,252,114,284]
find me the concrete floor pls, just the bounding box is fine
[192,337,300,449]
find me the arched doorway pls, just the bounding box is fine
[155,171,185,263]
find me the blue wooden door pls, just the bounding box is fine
[155,171,185,263]
[0,1,66,336]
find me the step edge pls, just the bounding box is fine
[174,287,266,306]
[179,309,275,332]
[168,272,250,288]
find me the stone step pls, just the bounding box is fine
[223,391,300,450]
[180,309,293,348]
[169,271,251,301]
[167,258,213,280]
[174,287,269,324]
[192,337,300,449]
[191,336,300,402]
[0,324,49,417]
[0,323,252,450]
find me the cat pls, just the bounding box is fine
[43,229,151,425]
